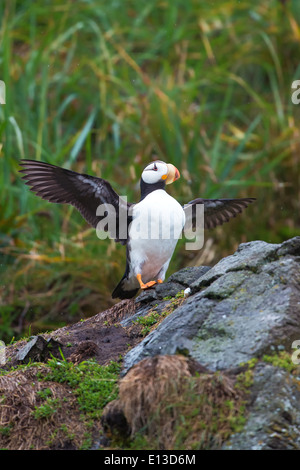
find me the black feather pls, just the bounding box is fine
[19,159,134,244]
[184,198,256,231]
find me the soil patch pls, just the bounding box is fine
[3,299,142,368]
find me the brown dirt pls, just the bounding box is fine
[4,299,143,368]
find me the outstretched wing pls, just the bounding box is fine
[184,198,256,230]
[19,159,133,244]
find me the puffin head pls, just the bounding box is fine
[141,161,180,185]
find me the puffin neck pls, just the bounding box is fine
[140,179,166,200]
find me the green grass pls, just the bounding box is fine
[1,0,300,339]
[134,311,162,336]
[41,357,121,417]
[33,396,61,420]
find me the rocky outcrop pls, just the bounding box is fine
[112,236,300,449]
[2,237,300,450]
[123,237,300,374]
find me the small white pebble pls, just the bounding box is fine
[184,287,191,298]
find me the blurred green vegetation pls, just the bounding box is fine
[0,0,299,342]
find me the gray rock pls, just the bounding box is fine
[223,363,300,450]
[134,281,184,305]
[16,335,63,363]
[16,336,47,362]
[121,266,211,328]
[123,237,300,373]
[134,266,211,304]
[167,266,211,286]
[189,239,281,293]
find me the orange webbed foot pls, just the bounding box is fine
[141,280,157,289]
[136,274,157,290]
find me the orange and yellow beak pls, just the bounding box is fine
[162,163,180,185]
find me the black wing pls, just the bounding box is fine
[184,198,256,231]
[19,159,134,244]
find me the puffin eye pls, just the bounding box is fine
[153,163,158,171]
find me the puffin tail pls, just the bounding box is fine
[112,276,139,300]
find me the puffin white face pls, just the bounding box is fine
[141,161,180,185]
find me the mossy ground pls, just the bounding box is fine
[132,291,186,336]
[0,357,121,450]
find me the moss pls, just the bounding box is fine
[133,311,162,336]
[235,358,258,392]
[174,290,185,299]
[235,369,255,392]
[239,357,258,370]
[133,294,185,337]
[40,358,121,417]
[197,325,234,341]
[262,351,299,374]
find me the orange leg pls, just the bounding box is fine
[157,279,163,284]
[136,274,157,290]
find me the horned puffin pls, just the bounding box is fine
[19,159,255,299]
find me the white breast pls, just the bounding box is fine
[127,190,185,284]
